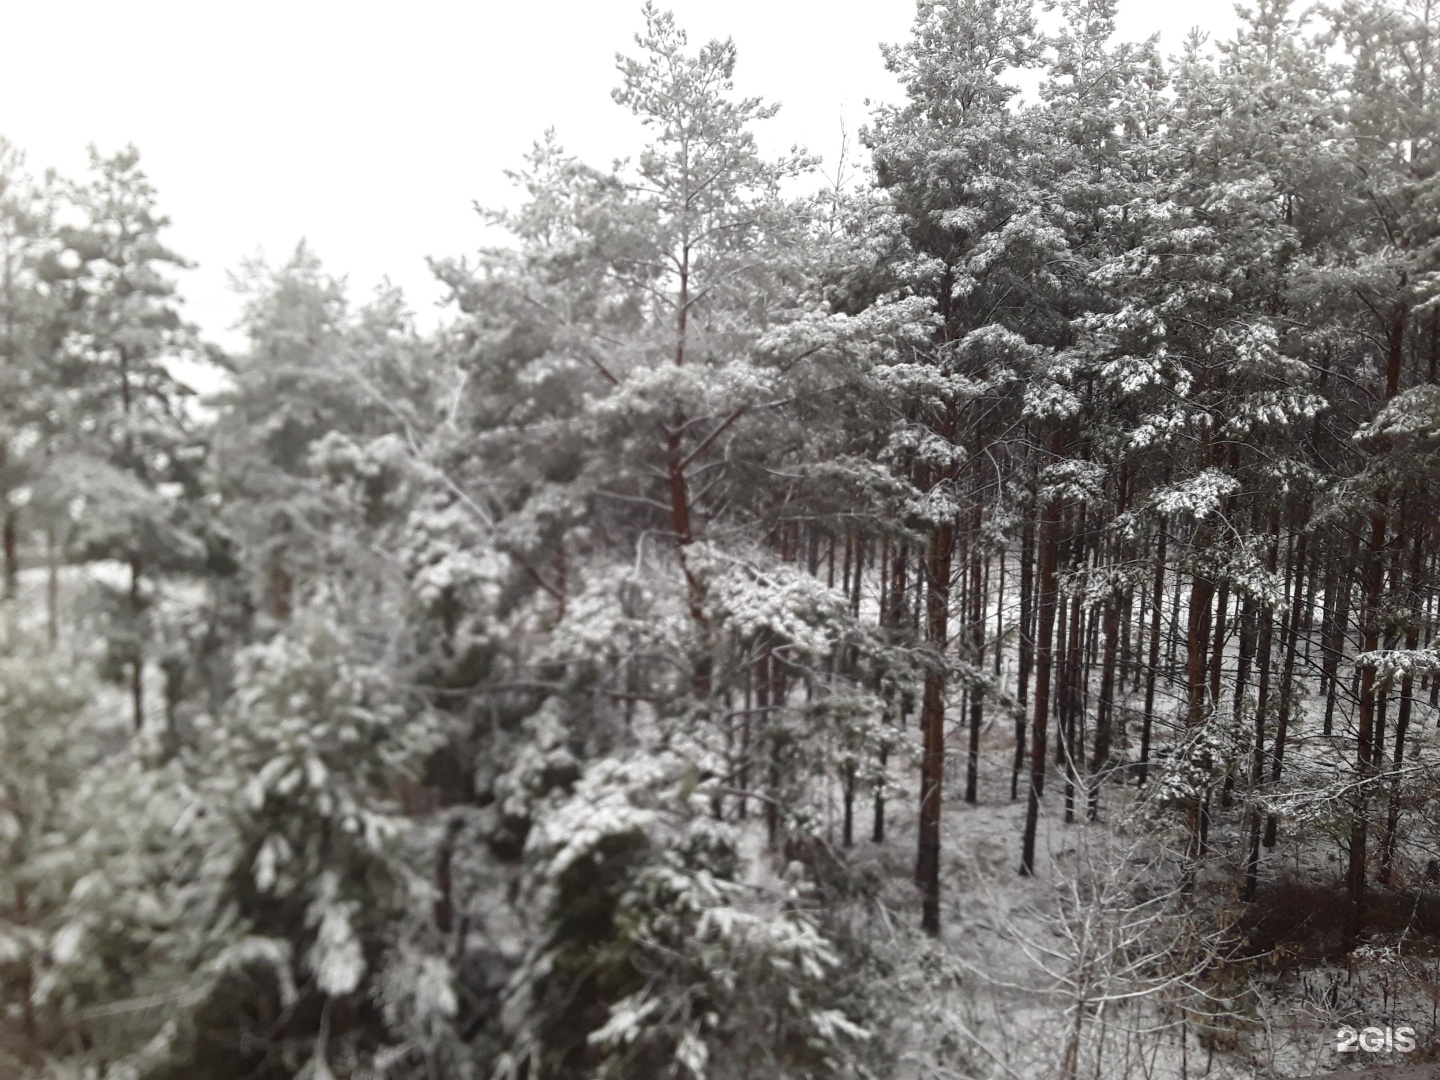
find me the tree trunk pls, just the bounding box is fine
[1120,571,1136,693]
[16,883,36,1047]
[1088,586,1120,821]
[756,647,773,841]
[917,522,954,935]
[738,660,752,820]
[1349,302,1407,939]
[1208,583,1230,719]
[46,525,59,649]
[1380,530,1423,882]
[1166,559,1184,671]
[876,543,909,843]
[1054,592,1070,769]
[769,647,788,845]
[1014,518,1036,800]
[965,532,984,805]
[1224,597,1258,811]
[1180,542,1217,873]
[842,762,856,848]
[1243,526,1280,902]
[1325,534,1358,737]
[1139,521,1167,786]
[1264,530,1308,849]
[851,535,865,616]
[994,549,1005,681]
[1021,487,1061,876]
[1,252,16,599]
[130,554,144,732]
[1,504,15,604]
[1348,499,1388,933]
[1062,585,1084,825]
[1318,552,1339,738]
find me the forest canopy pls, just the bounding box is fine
[3,1,1440,1077]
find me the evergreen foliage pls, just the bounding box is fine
[4,2,1440,1076]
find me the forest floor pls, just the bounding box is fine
[827,700,1440,1079]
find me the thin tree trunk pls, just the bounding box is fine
[965,529,984,805]
[767,645,787,848]
[851,535,865,617]
[666,246,711,697]
[737,658,752,820]
[1348,501,1388,932]
[757,647,772,840]
[130,554,144,732]
[995,548,1005,681]
[1089,585,1121,821]
[876,543,908,843]
[1,504,15,604]
[1167,560,1184,671]
[1318,551,1339,737]
[1180,571,1215,873]
[1229,595,1259,797]
[1139,522,1167,786]
[1325,534,1358,737]
[16,884,35,1046]
[1208,583,1230,718]
[1380,530,1423,883]
[1021,484,1061,876]
[1301,545,1320,669]
[1120,571,1135,694]
[1349,302,1406,939]
[1013,518,1036,800]
[1055,591,1070,769]
[842,762,855,848]
[1243,525,1280,902]
[1,249,17,599]
[1063,582,1084,825]
[1264,530,1308,849]
[46,524,58,649]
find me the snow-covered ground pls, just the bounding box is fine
[812,668,1440,1078]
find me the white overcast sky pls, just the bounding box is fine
[2,0,1243,354]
